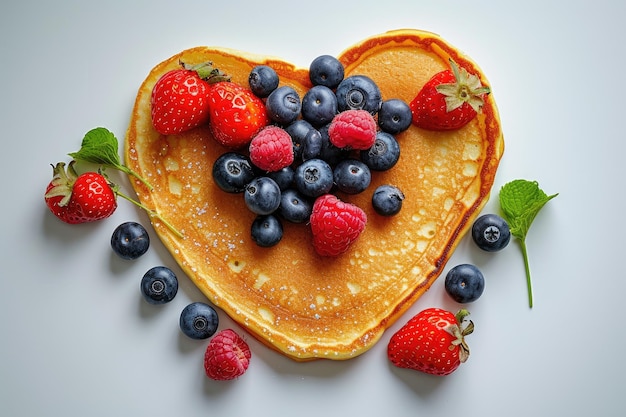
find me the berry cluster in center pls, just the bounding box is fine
[151,55,412,256]
[213,56,410,256]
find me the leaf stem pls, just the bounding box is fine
[519,239,533,308]
[116,164,154,191]
[115,190,183,239]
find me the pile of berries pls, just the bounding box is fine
[210,55,410,256]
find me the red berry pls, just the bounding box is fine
[309,194,367,257]
[208,81,269,148]
[249,126,294,172]
[327,109,377,150]
[44,162,117,224]
[410,60,490,131]
[387,308,473,376]
[204,329,251,381]
[151,67,210,135]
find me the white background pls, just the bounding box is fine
[1,1,624,416]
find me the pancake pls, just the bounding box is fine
[124,29,504,360]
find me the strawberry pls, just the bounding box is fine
[204,329,251,381]
[44,161,117,224]
[208,81,269,148]
[151,62,230,135]
[387,308,474,376]
[309,194,367,257]
[410,60,490,131]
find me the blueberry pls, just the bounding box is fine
[266,86,301,125]
[285,119,314,160]
[444,264,485,303]
[278,188,313,223]
[318,124,350,166]
[212,152,256,193]
[378,99,412,134]
[360,132,400,171]
[244,176,281,215]
[140,266,178,305]
[248,65,279,98]
[111,221,150,260]
[294,158,334,198]
[179,302,219,340]
[333,159,371,194]
[335,75,382,115]
[302,128,322,161]
[267,166,294,190]
[371,185,405,216]
[309,55,344,89]
[471,214,511,252]
[251,214,283,247]
[301,85,338,127]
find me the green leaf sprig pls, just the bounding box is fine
[499,179,558,308]
[69,127,153,190]
[68,127,183,239]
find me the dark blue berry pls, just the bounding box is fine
[445,264,485,303]
[471,214,511,252]
[371,185,405,216]
[333,159,371,194]
[278,188,313,223]
[335,75,382,115]
[179,302,219,339]
[318,124,350,166]
[111,221,150,260]
[251,214,283,247]
[267,166,294,190]
[377,99,412,134]
[141,266,178,305]
[309,55,344,89]
[248,65,279,98]
[212,152,256,193]
[302,128,322,161]
[294,158,334,198]
[301,85,337,127]
[360,132,400,171]
[285,119,314,160]
[244,177,281,215]
[266,86,301,125]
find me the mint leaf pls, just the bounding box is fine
[69,127,153,190]
[499,180,558,308]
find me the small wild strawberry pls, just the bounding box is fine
[410,60,490,131]
[387,308,474,376]
[151,62,230,135]
[44,161,117,224]
[208,81,269,148]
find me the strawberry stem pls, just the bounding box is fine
[113,188,184,239]
[117,165,154,191]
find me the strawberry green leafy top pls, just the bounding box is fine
[499,179,558,308]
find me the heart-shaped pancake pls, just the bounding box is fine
[124,29,504,360]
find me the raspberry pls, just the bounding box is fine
[204,329,251,381]
[249,125,294,172]
[309,194,367,257]
[327,109,377,150]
